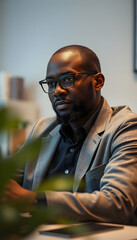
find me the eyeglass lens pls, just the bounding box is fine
[42,74,75,93]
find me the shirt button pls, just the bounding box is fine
[65,169,69,174]
[70,148,74,153]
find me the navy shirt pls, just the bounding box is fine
[46,97,104,181]
[47,125,86,178]
[35,97,103,204]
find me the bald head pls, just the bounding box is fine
[46,45,104,124]
[48,45,101,73]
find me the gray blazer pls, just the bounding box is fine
[23,98,137,225]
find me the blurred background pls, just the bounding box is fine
[0,0,137,155]
[1,1,137,236]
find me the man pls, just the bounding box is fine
[5,45,137,225]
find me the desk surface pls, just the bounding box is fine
[24,222,137,240]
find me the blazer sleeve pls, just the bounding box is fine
[45,115,137,224]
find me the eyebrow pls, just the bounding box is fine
[46,71,75,79]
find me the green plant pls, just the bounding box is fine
[0,107,74,239]
[0,107,43,238]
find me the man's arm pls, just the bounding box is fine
[3,179,36,209]
[3,116,137,224]
[44,116,137,224]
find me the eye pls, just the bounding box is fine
[63,75,74,84]
[47,81,55,88]
[65,76,72,82]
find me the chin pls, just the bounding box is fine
[55,111,72,125]
[69,111,82,122]
[56,110,83,125]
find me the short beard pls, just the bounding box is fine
[56,110,83,125]
[69,111,82,122]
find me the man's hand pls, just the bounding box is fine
[3,179,36,206]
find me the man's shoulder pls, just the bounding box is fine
[97,98,137,133]
[102,97,137,122]
[36,116,56,127]
[31,116,57,138]
[111,105,137,123]
[105,104,137,136]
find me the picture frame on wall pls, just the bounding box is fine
[134,0,137,71]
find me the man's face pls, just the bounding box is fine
[47,51,99,124]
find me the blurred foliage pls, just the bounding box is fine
[0,106,75,239]
[0,107,24,131]
[0,106,44,239]
[0,106,90,240]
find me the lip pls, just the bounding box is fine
[54,100,71,110]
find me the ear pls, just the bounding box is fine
[94,73,105,91]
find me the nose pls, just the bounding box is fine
[53,82,67,97]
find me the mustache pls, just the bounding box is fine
[53,96,67,103]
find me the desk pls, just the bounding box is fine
[24,223,137,240]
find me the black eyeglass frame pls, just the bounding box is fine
[39,71,98,94]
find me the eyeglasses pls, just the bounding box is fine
[39,71,97,94]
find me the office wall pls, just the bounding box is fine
[0,0,137,118]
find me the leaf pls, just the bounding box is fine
[0,107,82,238]
[0,138,42,198]
[38,175,74,192]
[0,107,25,131]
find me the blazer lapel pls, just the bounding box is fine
[73,98,113,192]
[73,127,101,192]
[32,125,61,189]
